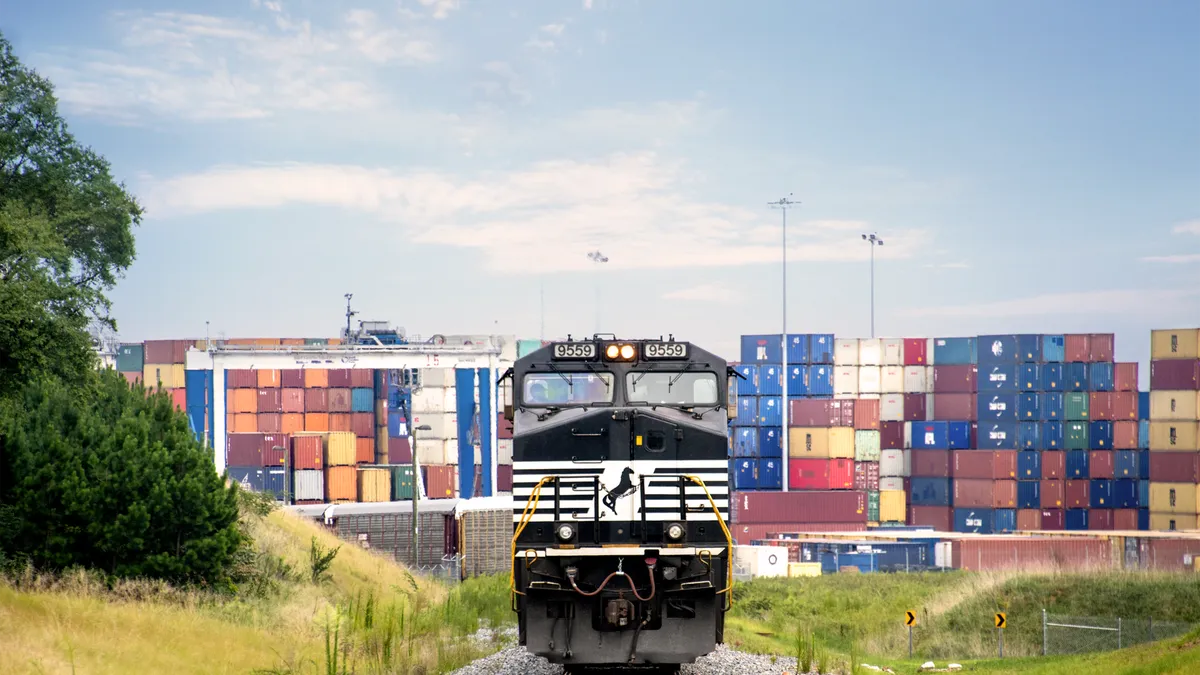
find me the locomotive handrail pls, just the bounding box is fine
[682,474,735,609]
[511,475,555,603]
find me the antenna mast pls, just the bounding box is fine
[344,293,358,339]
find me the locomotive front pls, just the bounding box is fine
[506,336,736,673]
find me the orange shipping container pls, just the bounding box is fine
[280,338,305,346]
[328,338,343,345]
[231,413,257,433]
[328,388,352,412]
[853,398,881,430]
[304,413,330,432]
[325,467,357,501]
[281,413,304,433]
[423,464,457,498]
[169,388,187,411]
[304,369,329,388]
[330,413,352,432]
[281,388,305,413]
[254,338,281,346]
[351,369,374,388]
[257,413,282,433]
[356,437,375,463]
[292,435,323,470]
[229,388,258,414]
[257,369,281,388]
[122,371,142,386]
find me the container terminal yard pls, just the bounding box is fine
[97,326,1200,580]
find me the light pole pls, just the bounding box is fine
[587,250,609,334]
[861,233,884,338]
[768,194,799,492]
[411,423,431,567]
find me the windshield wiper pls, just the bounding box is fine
[666,363,698,391]
[544,362,573,388]
[631,363,660,387]
[581,361,611,391]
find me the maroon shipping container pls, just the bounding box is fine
[909,505,952,531]
[1113,363,1138,392]
[731,523,867,544]
[256,389,283,413]
[350,412,374,437]
[830,399,856,427]
[1089,392,1113,421]
[1016,509,1042,530]
[281,388,305,413]
[498,413,514,440]
[1041,509,1065,530]
[789,459,854,490]
[731,490,867,524]
[1064,334,1091,362]
[1149,452,1200,483]
[291,435,323,470]
[1065,480,1089,508]
[993,480,1017,508]
[903,338,927,365]
[144,339,189,364]
[931,393,974,421]
[1040,480,1065,508]
[1088,334,1115,362]
[350,369,374,388]
[256,413,281,433]
[1142,538,1200,571]
[1088,451,1115,479]
[903,393,927,422]
[328,369,353,388]
[1113,509,1138,530]
[853,461,881,490]
[1150,359,1200,390]
[952,537,1111,571]
[226,369,256,389]
[954,479,994,508]
[259,433,290,466]
[1043,451,1065,479]
[281,369,305,388]
[423,465,457,498]
[854,398,880,430]
[933,365,976,393]
[994,451,1018,480]
[388,436,412,463]
[1088,509,1114,531]
[1113,421,1139,450]
[305,388,328,412]
[328,388,352,413]
[790,399,833,427]
[911,450,951,478]
[226,433,262,465]
[498,464,514,492]
[1112,392,1138,420]
[952,451,995,480]
[880,421,905,449]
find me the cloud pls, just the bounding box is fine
[662,284,740,303]
[583,0,594,8]
[345,10,438,64]
[473,61,532,105]
[141,152,932,274]
[541,24,566,36]
[904,289,1199,319]
[1171,220,1200,236]
[416,0,460,20]
[921,261,970,269]
[1139,219,1200,263]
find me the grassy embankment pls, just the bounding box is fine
[0,499,515,675]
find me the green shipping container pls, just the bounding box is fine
[1064,392,1090,421]
[517,339,544,358]
[116,343,144,372]
[304,338,329,345]
[854,430,881,461]
[390,465,416,500]
[1065,421,1090,450]
[867,490,881,522]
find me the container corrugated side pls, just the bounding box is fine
[1149,391,1200,421]
[732,490,868,524]
[1149,483,1200,514]
[325,466,357,501]
[1151,328,1200,360]
[1150,359,1200,390]
[951,537,1112,571]
[294,469,324,501]
[1149,421,1200,451]
[357,467,391,502]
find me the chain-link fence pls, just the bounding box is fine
[1043,611,1195,655]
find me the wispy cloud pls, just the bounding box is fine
[416,0,461,20]
[1139,219,1200,264]
[922,261,970,269]
[1172,220,1200,236]
[905,289,1199,318]
[662,284,740,303]
[141,153,931,274]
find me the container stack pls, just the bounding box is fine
[143,339,190,411]
[116,343,145,387]
[1147,328,1200,531]
[908,337,974,532]
[410,367,461,498]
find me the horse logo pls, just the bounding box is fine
[602,467,639,515]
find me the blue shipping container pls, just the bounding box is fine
[1090,421,1113,449]
[1018,450,1042,478]
[977,335,1021,365]
[979,422,1020,450]
[1138,480,1150,507]
[1018,364,1041,391]
[1040,393,1065,420]
[980,365,1019,393]
[1113,479,1139,508]
[806,365,835,397]
[1138,392,1150,421]
[1089,363,1114,393]
[1017,335,1043,363]
[185,370,212,409]
[809,334,835,364]
[1090,479,1113,508]
[758,427,783,458]
[116,343,145,372]
[1018,393,1041,421]
[1139,449,1150,479]
[732,427,759,457]
[735,364,759,395]
[1138,508,1150,531]
[1041,363,1065,392]
[954,508,994,534]
[733,459,757,490]
[758,396,785,426]
[948,422,972,449]
[933,337,977,365]
[759,365,784,396]
[1017,480,1041,509]
[1064,363,1089,391]
[977,394,1019,422]
[227,466,265,491]
[1044,421,1065,450]
[994,508,1017,533]
[1065,509,1089,530]
[1115,450,1140,478]
[786,334,810,365]
[908,421,950,450]
[910,478,952,506]
[757,458,783,489]
[388,411,405,437]
[736,397,758,426]
[263,468,286,499]
[1066,450,1090,479]
[1138,420,1150,449]
[740,335,783,364]
[351,387,375,412]
[1042,335,1066,362]
[787,366,808,397]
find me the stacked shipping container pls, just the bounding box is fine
[1147,328,1200,531]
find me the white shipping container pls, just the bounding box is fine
[834,339,860,366]
[858,367,882,395]
[858,338,883,366]
[735,545,789,578]
[880,338,904,366]
[834,366,859,396]
[415,438,459,465]
[880,394,905,422]
[879,476,905,492]
[498,438,513,464]
[903,421,912,448]
[903,366,928,393]
[412,386,457,413]
[880,366,905,394]
[925,394,935,422]
[934,541,952,568]
[880,449,911,477]
[410,412,457,438]
[293,469,325,501]
[420,368,456,388]
[925,338,937,366]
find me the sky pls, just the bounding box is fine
[4,0,1198,378]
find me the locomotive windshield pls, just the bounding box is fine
[522,372,614,406]
[625,371,719,406]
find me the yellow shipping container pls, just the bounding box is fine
[1151,328,1200,360]
[827,427,855,459]
[326,431,357,466]
[880,490,907,522]
[1148,421,1200,451]
[787,562,822,578]
[1149,391,1200,421]
[1148,483,1200,515]
[788,427,830,458]
[1149,512,1200,532]
[142,363,185,389]
[357,468,391,502]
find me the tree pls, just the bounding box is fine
[0,369,246,587]
[0,31,142,397]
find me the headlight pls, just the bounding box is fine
[666,522,685,540]
[556,524,575,541]
[619,344,635,359]
[605,344,620,359]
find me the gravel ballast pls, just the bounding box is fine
[449,643,806,675]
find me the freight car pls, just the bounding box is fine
[505,336,736,674]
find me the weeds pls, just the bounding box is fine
[310,537,341,585]
[795,627,815,673]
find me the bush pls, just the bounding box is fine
[0,369,245,588]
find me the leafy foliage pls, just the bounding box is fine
[310,536,341,585]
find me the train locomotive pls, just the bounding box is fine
[504,335,737,673]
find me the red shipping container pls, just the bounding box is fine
[1150,359,1200,390]
[1088,334,1114,362]
[853,461,881,491]
[122,371,142,385]
[1113,363,1139,392]
[1143,538,1200,571]
[328,369,353,388]
[732,490,867,524]
[256,413,282,433]
[498,413,514,440]
[281,370,305,388]
[911,450,951,478]
[952,537,1111,571]
[932,393,975,421]
[932,365,976,393]
[1113,509,1138,531]
[328,388,352,413]
[903,338,928,365]
[1149,452,1200,483]
[226,369,256,389]
[350,412,374,437]
[1064,334,1091,362]
[903,393,927,421]
[731,522,867,544]
[498,464,514,492]
[257,388,283,413]
[854,398,881,430]
[388,436,412,463]
[881,421,905,449]
[356,437,375,463]
[908,505,952,531]
[994,451,1018,480]
[1089,392,1113,421]
[144,339,189,364]
[992,480,1017,508]
[1113,421,1139,449]
[1065,480,1089,508]
[423,464,457,498]
[1088,451,1115,479]
[291,435,323,470]
[350,369,374,388]
[1016,509,1042,530]
[169,388,186,411]
[281,388,305,413]
[790,399,833,427]
[329,413,351,432]
[1088,509,1114,530]
[952,451,995,479]
[830,400,856,427]
[1043,451,1065,479]
[1041,509,1065,530]
[789,459,854,490]
[226,433,262,465]
[305,388,328,412]
[1040,480,1065,508]
[1111,392,1138,420]
[953,479,994,508]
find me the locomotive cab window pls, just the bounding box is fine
[521,372,614,406]
[626,371,719,406]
